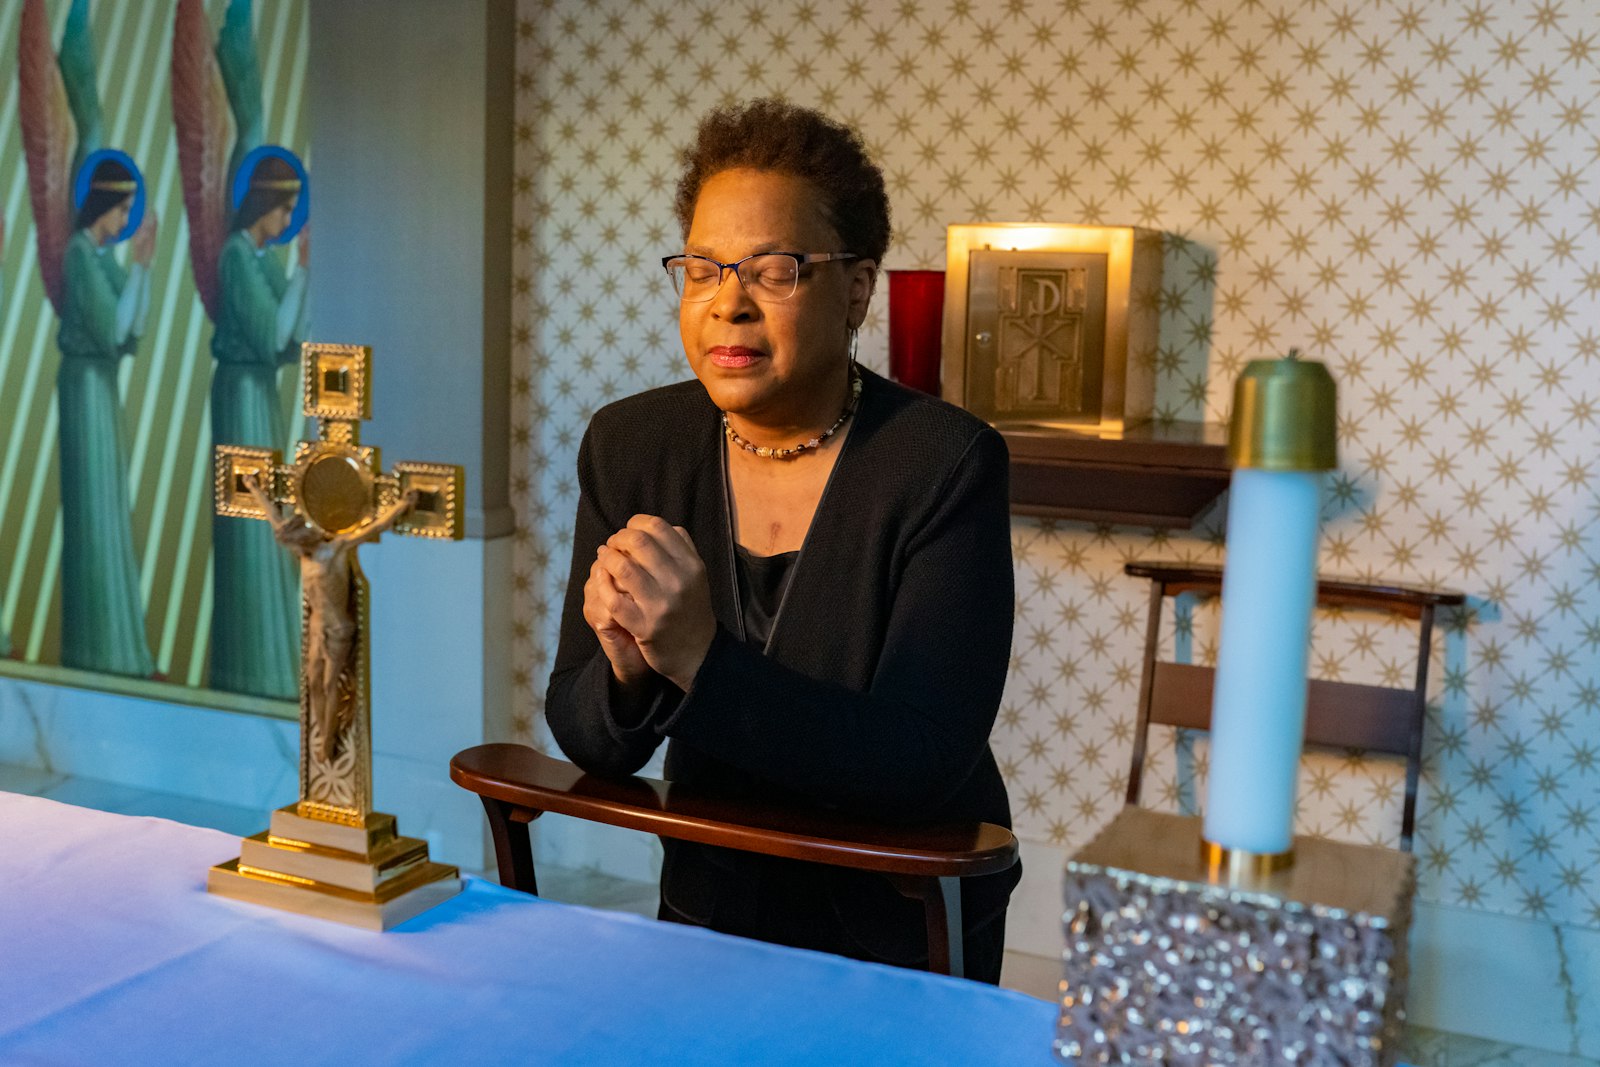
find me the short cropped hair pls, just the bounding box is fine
[673,99,892,265]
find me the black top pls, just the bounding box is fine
[734,545,797,650]
[545,368,1019,971]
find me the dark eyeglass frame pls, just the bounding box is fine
[661,251,860,302]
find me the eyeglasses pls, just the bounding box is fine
[661,252,860,303]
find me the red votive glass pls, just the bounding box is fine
[887,270,946,396]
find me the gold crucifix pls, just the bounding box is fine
[207,342,465,929]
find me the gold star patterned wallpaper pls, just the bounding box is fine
[507,0,1600,934]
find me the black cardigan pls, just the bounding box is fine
[545,368,1020,966]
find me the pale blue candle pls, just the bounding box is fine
[1203,468,1323,856]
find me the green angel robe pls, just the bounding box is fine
[1,270,8,659]
[56,230,156,677]
[208,231,302,698]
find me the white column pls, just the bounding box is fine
[309,0,514,869]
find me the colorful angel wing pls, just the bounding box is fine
[17,0,79,314]
[57,0,103,170]
[216,0,265,178]
[172,0,234,319]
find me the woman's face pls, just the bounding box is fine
[679,168,875,428]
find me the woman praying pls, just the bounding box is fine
[545,99,1019,983]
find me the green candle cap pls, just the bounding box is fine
[1227,350,1338,471]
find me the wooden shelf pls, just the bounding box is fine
[997,419,1231,528]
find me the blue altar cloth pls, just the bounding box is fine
[0,792,1057,1065]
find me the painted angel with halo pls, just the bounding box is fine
[19,0,159,678]
[172,0,311,700]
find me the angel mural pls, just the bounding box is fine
[173,0,309,699]
[19,0,159,678]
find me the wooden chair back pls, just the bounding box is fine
[450,743,1018,979]
[1123,561,1464,852]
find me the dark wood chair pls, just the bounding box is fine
[1122,561,1465,852]
[450,743,1018,979]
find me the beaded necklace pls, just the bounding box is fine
[722,363,863,460]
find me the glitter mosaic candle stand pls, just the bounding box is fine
[1057,807,1414,1065]
[1205,351,1338,867]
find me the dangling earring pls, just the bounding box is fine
[845,326,863,406]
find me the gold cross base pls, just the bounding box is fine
[207,805,460,931]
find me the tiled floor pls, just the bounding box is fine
[533,863,659,918]
[1397,1030,1600,1067]
[6,764,1595,1066]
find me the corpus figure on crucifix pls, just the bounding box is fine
[242,474,416,762]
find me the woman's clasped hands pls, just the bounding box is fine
[583,514,716,693]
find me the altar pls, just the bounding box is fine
[0,792,1057,1064]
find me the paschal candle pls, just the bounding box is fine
[1203,352,1338,862]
